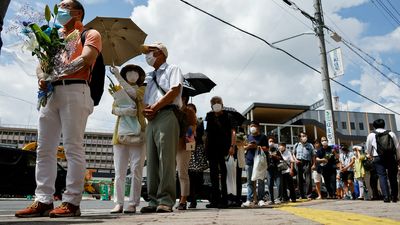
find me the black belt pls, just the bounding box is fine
[52,79,87,86]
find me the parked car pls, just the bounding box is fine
[0,145,67,199]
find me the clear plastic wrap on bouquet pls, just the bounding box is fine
[112,89,140,136]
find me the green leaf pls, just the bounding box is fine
[53,4,58,16]
[45,5,51,22]
[29,23,51,45]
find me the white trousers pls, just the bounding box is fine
[113,142,146,206]
[35,83,93,205]
[176,145,191,197]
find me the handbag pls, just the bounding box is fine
[277,160,289,171]
[225,155,237,195]
[118,133,144,145]
[188,144,209,172]
[251,147,268,181]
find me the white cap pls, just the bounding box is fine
[141,42,168,58]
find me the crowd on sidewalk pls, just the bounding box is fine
[13,0,400,219]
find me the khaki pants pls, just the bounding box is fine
[176,144,191,197]
[146,109,179,207]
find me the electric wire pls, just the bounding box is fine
[386,0,400,19]
[178,0,400,116]
[371,0,399,28]
[375,0,400,25]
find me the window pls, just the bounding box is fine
[350,122,355,130]
[341,122,347,129]
[359,123,364,130]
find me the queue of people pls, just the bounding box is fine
[13,0,400,218]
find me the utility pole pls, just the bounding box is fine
[314,0,336,145]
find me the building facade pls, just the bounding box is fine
[243,102,399,146]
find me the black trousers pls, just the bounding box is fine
[281,173,296,201]
[209,155,228,205]
[296,160,312,198]
[188,171,204,203]
[322,169,337,197]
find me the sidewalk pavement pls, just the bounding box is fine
[1,199,399,225]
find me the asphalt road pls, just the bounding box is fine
[0,199,399,225]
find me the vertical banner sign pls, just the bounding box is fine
[329,47,344,77]
[325,110,335,145]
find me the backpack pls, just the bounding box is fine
[374,130,396,159]
[81,29,106,106]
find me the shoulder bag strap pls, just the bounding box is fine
[152,73,167,95]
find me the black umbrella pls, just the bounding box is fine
[182,79,197,97]
[183,72,216,96]
[223,107,247,126]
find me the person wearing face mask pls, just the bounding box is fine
[266,137,282,204]
[315,137,336,199]
[108,65,147,214]
[140,42,183,213]
[242,121,268,207]
[15,0,101,218]
[204,96,238,208]
[293,132,315,200]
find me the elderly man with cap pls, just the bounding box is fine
[140,42,183,213]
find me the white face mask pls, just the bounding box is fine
[250,127,257,134]
[269,142,274,147]
[212,103,222,112]
[145,52,156,66]
[126,71,139,84]
[322,140,328,146]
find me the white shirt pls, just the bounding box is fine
[366,128,400,159]
[339,151,355,171]
[144,62,183,107]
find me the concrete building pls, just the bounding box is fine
[243,102,399,146]
[0,125,114,177]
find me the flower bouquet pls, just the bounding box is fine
[19,4,79,109]
[108,76,142,144]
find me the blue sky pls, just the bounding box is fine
[1,0,400,131]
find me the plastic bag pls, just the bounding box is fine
[251,148,268,181]
[225,155,237,195]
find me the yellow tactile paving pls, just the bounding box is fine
[277,206,400,225]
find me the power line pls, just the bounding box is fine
[386,0,400,19]
[375,0,400,25]
[371,0,399,28]
[178,0,400,116]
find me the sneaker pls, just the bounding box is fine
[124,205,136,214]
[140,205,157,213]
[205,203,218,208]
[110,204,123,214]
[156,205,172,213]
[242,200,252,207]
[188,202,197,209]
[15,201,54,218]
[176,202,187,210]
[258,200,266,207]
[267,201,275,205]
[49,202,80,218]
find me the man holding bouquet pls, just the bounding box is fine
[15,0,102,218]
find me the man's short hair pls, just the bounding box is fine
[72,0,85,21]
[250,120,260,126]
[373,119,385,129]
[210,96,222,104]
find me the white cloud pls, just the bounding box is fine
[130,0,369,119]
